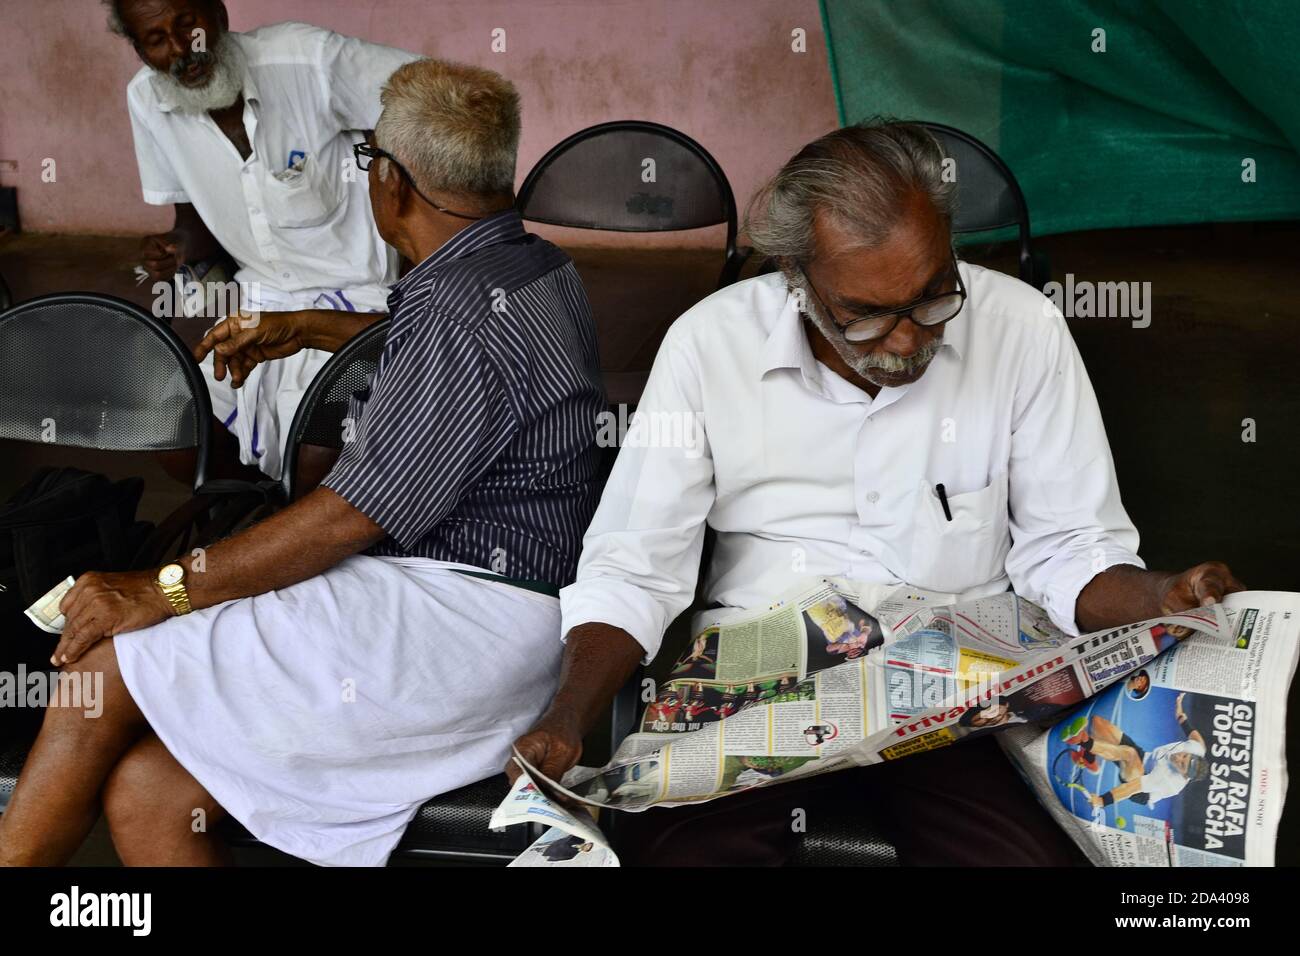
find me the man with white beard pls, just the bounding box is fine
[511,121,1245,866]
[110,0,418,483]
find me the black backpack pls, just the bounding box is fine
[0,466,153,678]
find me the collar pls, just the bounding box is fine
[937,260,971,361]
[151,33,257,113]
[759,283,822,388]
[393,208,527,294]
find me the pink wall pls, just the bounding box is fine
[0,0,838,242]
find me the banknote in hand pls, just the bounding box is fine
[24,576,76,634]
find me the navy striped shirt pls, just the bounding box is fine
[322,209,605,588]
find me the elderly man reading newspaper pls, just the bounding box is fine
[0,59,603,868]
[509,121,1246,867]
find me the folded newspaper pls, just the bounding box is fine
[491,579,1297,867]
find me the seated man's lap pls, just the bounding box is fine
[857,735,1089,866]
[613,736,1088,866]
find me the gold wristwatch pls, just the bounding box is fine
[156,563,193,616]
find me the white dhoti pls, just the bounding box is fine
[202,283,389,480]
[112,555,563,867]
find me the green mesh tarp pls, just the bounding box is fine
[819,0,1300,235]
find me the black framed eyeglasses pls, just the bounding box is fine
[352,141,484,221]
[800,249,967,344]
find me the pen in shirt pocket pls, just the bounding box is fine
[935,483,953,521]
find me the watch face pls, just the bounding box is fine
[158,564,185,587]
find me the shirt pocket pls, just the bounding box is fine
[906,473,1011,593]
[260,154,344,228]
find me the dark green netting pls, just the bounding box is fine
[819,0,1300,235]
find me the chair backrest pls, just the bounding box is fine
[280,318,390,500]
[517,120,743,287]
[919,122,1036,285]
[0,292,212,490]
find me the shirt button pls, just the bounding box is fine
[866,491,880,503]
[282,272,290,279]
[251,207,260,215]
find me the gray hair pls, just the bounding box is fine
[102,0,127,36]
[744,120,956,265]
[375,58,520,201]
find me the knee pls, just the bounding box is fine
[44,640,132,726]
[102,745,216,849]
[101,747,158,842]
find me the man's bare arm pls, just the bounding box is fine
[1075,561,1244,634]
[182,486,386,609]
[508,623,645,783]
[171,202,223,263]
[140,204,224,281]
[53,488,386,663]
[193,309,388,388]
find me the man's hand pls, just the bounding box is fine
[1076,561,1245,633]
[507,706,586,785]
[53,570,175,665]
[194,310,312,388]
[140,232,187,282]
[1157,561,1246,614]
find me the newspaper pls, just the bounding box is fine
[489,758,619,867]
[493,578,1295,865]
[1000,591,1299,866]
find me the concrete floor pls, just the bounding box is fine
[2,221,1298,865]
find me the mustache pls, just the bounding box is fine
[855,336,943,375]
[170,48,216,81]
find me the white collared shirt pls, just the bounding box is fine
[561,264,1144,662]
[126,22,419,302]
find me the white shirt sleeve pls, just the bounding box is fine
[317,28,422,130]
[559,326,716,663]
[1003,304,1144,636]
[126,78,188,205]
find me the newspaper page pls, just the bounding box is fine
[508,579,1237,815]
[489,761,619,867]
[999,591,1299,867]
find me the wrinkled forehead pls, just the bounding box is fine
[810,196,952,305]
[121,0,217,34]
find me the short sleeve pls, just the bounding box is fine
[321,314,518,550]
[318,30,422,130]
[127,78,188,205]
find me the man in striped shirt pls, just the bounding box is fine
[1,59,605,867]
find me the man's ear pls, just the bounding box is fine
[386,161,414,213]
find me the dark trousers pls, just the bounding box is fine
[611,735,1090,866]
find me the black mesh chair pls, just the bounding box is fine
[920,122,1049,290]
[0,271,11,311]
[518,120,748,289]
[0,292,274,562]
[279,317,390,502]
[0,292,212,485]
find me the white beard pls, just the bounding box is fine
[790,273,943,387]
[151,31,246,115]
